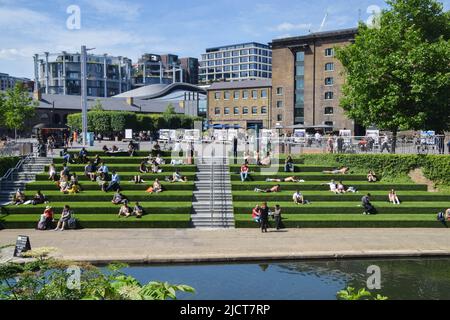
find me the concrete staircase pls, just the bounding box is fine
[0,157,52,205]
[191,156,234,229]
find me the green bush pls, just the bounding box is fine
[0,157,19,177]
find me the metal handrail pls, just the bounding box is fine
[210,149,215,226]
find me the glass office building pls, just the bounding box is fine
[199,42,272,84]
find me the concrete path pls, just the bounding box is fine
[1,229,450,264]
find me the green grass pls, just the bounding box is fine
[230,173,372,181]
[35,173,197,181]
[234,214,445,228]
[66,150,174,157]
[0,214,191,229]
[25,181,195,191]
[229,165,335,173]
[52,157,186,164]
[45,164,198,172]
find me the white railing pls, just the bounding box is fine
[210,149,215,226]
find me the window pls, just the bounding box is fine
[296,51,305,62]
[261,89,267,98]
[324,121,334,127]
[325,48,334,57]
[242,90,249,99]
[232,58,239,64]
[325,77,334,86]
[215,53,222,59]
[325,63,334,71]
[325,92,334,100]
[324,107,334,115]
[234,107,239,115]
[234,91,239,100]
[224,107,230,115]
[240,57,249,63]
[243,107,249,114]
[276,87,283,95]
[277,114,283,121]
[277,101,283,108]
[232,51,239,56]
[214,92,221,100]
[252,90,258,99]
[261,107,267,114]
[296,79,304,89]
[224,91,231,100]
[252,106,258,114]
[296,66,304,76]
[214,107,220,115]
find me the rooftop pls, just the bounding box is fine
[271,28,358,48]
[205,42,270,53]
[208,79,272,90]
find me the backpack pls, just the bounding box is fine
[67,212,78,229]
[437,212,445,222]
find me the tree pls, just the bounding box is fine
[336,0,450,152]
[0,83,37,139]
[92,99,104,111]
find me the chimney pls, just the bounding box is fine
[126,97,134,106]
[33,90,42,101]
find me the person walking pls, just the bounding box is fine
[273,205,283,230]
[260,202,270,233]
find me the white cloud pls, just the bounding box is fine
[272,22,312,32]
[0,7,51,28]
[83,0,141,20]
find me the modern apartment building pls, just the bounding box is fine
[207,79,272,130]
[132,54,199,86]
[0,73,33,92]
[270,28,361,133]
[34,52,132,97]
[199,42,272,84]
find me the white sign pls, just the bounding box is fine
[294,129,306,143]
[184,129,200,141]
[420,131,436,145]
[366,130,380,140]
[340,130,352,143]
[125,129,133,140]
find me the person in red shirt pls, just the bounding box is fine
[38,206,55,230]
[252,205,261,223]
[240,162,250,182]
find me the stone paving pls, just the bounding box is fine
[1,228,450,264]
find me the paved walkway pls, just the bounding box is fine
[2,229,450,264]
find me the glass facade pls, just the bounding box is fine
[295,51,305,124]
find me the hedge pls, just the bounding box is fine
[0,157,19,177]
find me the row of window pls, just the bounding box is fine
[214,89,269,100]
[202,49,272,60]
[214,106,268,115]
[200,64,272,72]
[200,57,272,67]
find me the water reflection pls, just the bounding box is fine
[123,258,450,300]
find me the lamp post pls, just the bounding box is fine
[81,45,95,147]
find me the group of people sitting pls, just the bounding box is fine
[243,151,272,167]
[37,205,74,231]
[50,164,82,194]
[8,189,47,206]
[322,180,357,194]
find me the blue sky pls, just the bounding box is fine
[0,0,449,78]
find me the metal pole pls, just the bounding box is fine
[172,63,176,83]
[62,51,67,95]
[44,52,49,94]
[118,56,122,94]
[33,54,39,93]
[81,46,88,147]
[159,61,163,84]
[143,62,146,85]
[103,54,108,97]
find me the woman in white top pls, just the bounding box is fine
[388,189,401,205]
[48,164,57,181]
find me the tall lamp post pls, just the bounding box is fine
[81,45,95,147]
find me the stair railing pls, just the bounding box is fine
[210,148,215,226]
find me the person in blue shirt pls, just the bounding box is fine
[105,171,120,192]
[447,140,450,154]
[79,148,88,163]
[63,151,71,164]
[97,162,109,181]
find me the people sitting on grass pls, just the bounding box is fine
[139,160,149,173]
[54,205,73,231]
[104,171,121,192]
[151,160,162,174]
[266,176,303,183]
[155,154,165,165]
[62,150,72,164]
[292,190,305,205]
[362,194,377,215]
[322,167,350,175]
[170,158,184,166]
[388,189,401,205]
[322,180,338,194]
[79,147,88,163]
[11,189,26,205]
[367,170,378,182]
[97,162,109,181]
[284,155,294,172]
[167,169,187,183]
[84,161,97,182]
[70,173,79,185]
[118,201,132,218]
[252,205,261,223]
[96,174,108,192]
[131,175,146,184]
[102,145,109,153]
[64,182,81,194]
[336,181,347,194]
[254,184,281,193]
[93,155,102,167]
[243,151,251,165]
[23,190,47,205]
[240,162,249,182]
[128,141,136,157]
[132,202,144,218]
[61,164,70,178]
[111,190,128,205]
[48,163,57,181]
[37,205,54,230]
[58,175,69,193]
[437,210,449,227]
[147,179,163,193]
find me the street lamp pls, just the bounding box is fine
[81,45,95,147]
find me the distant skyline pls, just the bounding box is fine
[0,0,449,78]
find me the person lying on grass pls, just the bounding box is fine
[167,169,188,183]
[388,189,401,205]
[336,181,346,194]
[321,180,338,194]
[367,170,378,182]
[254,184,281,193]
[146,179,163,193]
[118,201,132,218]
[23,190,47,205]
[266,176,304,183]
[322,167,350,175]
[111,190,128,205]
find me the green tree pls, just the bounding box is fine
[164,103,176,115]
[336,0,450,152]
[92,99,104,111]
[0,83,37,139]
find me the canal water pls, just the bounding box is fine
[123,258,450,300]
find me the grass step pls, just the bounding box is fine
[232,191,450,202]
[0,214,191,229]
[234,214,444,228]
[44,165,198,172]
[22,191,194,202]
[233,201,450,215]
[66,151,174,157]
[2,202,192,215]
[231,182,428,191]
[229,165,335,173]
[35,173,198,181]
[25,181,195,191]
[52,157,185,164]
[230,173,373,181]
